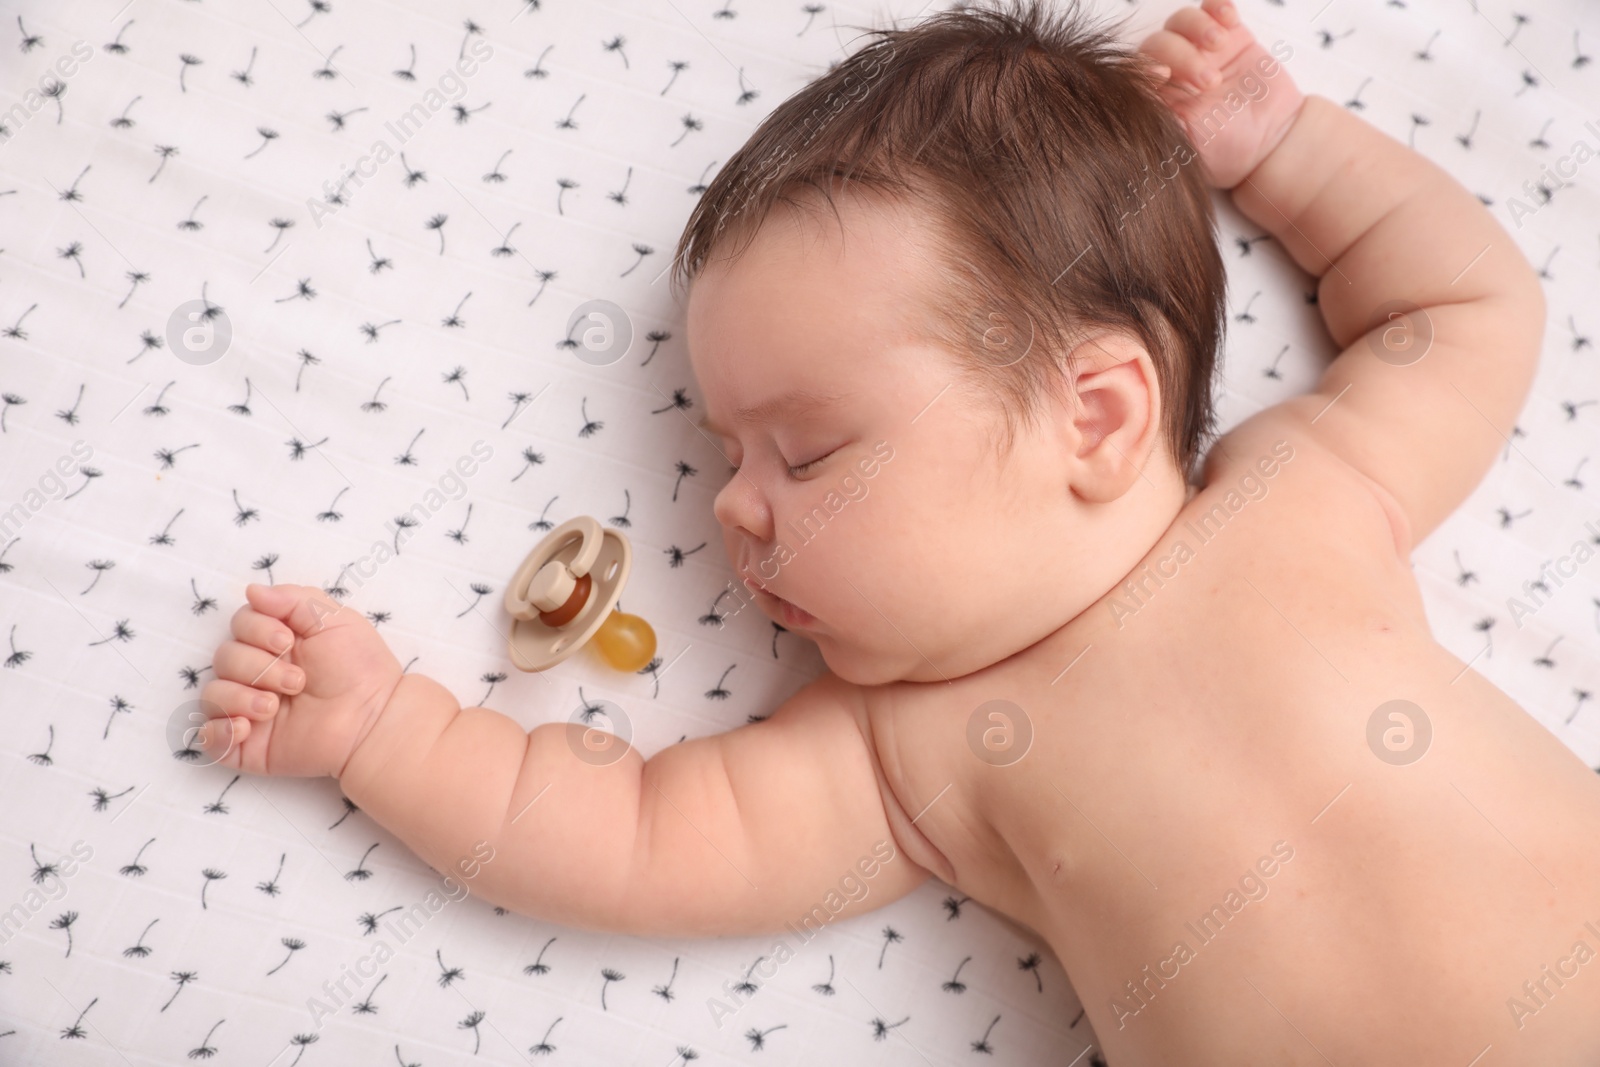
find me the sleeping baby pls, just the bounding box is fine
[199,0,1600,1060]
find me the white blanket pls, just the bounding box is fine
[1,0,1595,1062]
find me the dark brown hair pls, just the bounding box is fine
[671,0,1226,480]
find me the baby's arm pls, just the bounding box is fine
[342,668,925,935]
[206,585,927,936]
[1143,1,1545,545]
[1232,97,1544,544]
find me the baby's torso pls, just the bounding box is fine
[859,411,1600,1065]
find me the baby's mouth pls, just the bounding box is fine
[741,572,816,627]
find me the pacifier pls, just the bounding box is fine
[504,516,657,672]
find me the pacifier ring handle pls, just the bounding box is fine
[505,516,604,622]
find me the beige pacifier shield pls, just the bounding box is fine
[507,527,632,671]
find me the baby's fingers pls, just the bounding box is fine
[202,677,279,721]
[1141,29,1217,91]
[231,603,295,654]
[214,639,305,694]
[246,582,348,639]
[198,713,250,768]
[1173,2,1241,44]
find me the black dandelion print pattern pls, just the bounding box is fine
[3,1,1593,1064]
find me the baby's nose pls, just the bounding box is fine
[712,472,772,542]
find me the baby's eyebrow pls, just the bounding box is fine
[697,388,844,437]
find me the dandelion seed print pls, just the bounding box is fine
[111,94,141,128]
[444,504,475,545]
[266,938,306,976]
[664,542,705,567]
[59,996,97,1040]
[120,837,156,877]
[149,507,183,544]
[744,1024,785,1051]
[0,393,24,434]
[41,78,66,123]
[312,44,344,80]
[129,330,164,364]
[57,241,86,278]
[344,842,378,881]
[812,955,836,995]
[671,114,703,147]
[452,583,491,618]
[577,397,603,438]
[199,868,226,909]
[351,973,388,1015]
[286,1033,318,1066]
[86,619,134,646]
[661,60,688,95]
[50,911,78,957]
[943,956,971,993]
[202,775,240,816]
[556,94,585,130]
[3,303,36,340]
[971,1014,1001,1054]
[26,726,54,767]
[425,214,448,253]
[162,970,198,1011]
[177,54,202,92]
[878,926,903,968]
[706,663,735,700]
[1018,951,1044,992]
[90,784,135,812]
[80,556,115,598]
[256,853,286,895]
[177,194,210,231]
[188,1019,225,1059]
[652,957,680,1001]
[118,269,150,308]
[394,428,423,466]
[123,917,158,958]
[599,967,624,1010]
[435,948,465,987]
[442,292,471,329]
[530,1016,561,1055]
[870,1016,909,1041]
[359,906,401,935]
[523,935,557,975]
[457,1011,486,1054]
[483,149,512,183]
[528,496,558,532]
[527,268,557,306]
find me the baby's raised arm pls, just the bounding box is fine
[1143,1,1545,545]
[1232,97,1544,544]
[204,584,926,936]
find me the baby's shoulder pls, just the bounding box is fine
[1198,403,1413,562]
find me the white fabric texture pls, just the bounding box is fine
[0,0,1596,1063]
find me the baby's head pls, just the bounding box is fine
[673,0,1226,684]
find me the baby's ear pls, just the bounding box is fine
[1060,331,1163,503]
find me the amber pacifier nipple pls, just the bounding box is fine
[594,610,656,671]
[504,516,657,673]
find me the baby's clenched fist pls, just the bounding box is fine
[199,583,405,778]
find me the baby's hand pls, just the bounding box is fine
[1137,0,1305,189]
[198,584,404,778]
